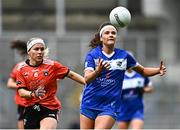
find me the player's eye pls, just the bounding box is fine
[40,48,44,51]
[111,31,116,35]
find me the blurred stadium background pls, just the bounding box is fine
[0,0,179,129]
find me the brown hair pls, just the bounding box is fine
[10,40,27,55]
[89,21,117,48]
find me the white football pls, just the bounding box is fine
[109,6,131,28]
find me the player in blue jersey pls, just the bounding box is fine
[116,68,154,129]
[80,21,166,129]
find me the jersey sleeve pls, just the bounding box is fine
[126,53,138,69]
[84,53,95,71]
[54,61,69,79]
[10,64,18,80]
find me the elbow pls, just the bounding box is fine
[144,87,154,93]
[84,76,90,84]
[6,82,14,89]
[85,78,89,84]
[7,79,17,89]
[141,72,147,77]
[83,79,86,85]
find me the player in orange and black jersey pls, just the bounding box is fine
[16,37,85,129]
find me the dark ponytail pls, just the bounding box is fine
[10,40,27,55]
[89,32,102,48]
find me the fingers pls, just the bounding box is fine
[160,60,163,69]
[100,59,110,70]
[159,60,166,76]
[98,58,103,66]
[103,61,111,70]
[34,87,46,99]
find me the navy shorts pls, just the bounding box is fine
[17,105,25,121]
[116,108,144,122]
[24,104,59,129]
[80,107,117,120]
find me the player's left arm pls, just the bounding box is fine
[132,61,166,77]
[67,70,86,85]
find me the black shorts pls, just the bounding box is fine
[17,105,25,121]
[24,104,59,129]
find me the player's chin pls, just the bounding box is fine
[36,57,43,62]
[107,41,115,46]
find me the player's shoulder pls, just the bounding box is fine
[13,61,23,68]
[43,58,55,65]
[43,59,65,67]
[16,61,27,71]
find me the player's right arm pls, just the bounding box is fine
[84,58,110,84]
[13,65,31,98]
[7,64,19,89]
[18,87,46,99]
[7,77,17,89]
[18,88,32,99]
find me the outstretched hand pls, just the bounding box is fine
[159,60,166,76]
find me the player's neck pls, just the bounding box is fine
[27,59,43,67]
[102,46,114,55]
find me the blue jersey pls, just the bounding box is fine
[81,45,137,112]
[117,71,152,121]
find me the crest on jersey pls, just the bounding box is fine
[44,70,49,76]
[109,59,127,70]
[32,69,39,77]
[34,71,39,77]
[116,61,122,67]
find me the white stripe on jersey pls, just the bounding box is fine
[93,58,127,70]
[122,77,145,89]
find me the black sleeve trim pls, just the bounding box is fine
[17,87,29,91]
[63,68,70,79]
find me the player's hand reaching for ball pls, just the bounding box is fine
[159,60,166,76]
